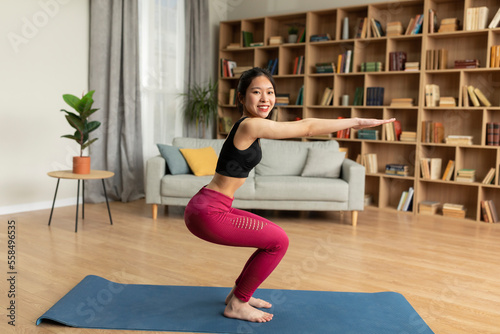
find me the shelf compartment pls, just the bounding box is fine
[217,79,238,106]
[273,76,305,107]
[362,141,416,176]
[220,20,242,49]
[337,6,369,40]
[424,71,461,107]
[219,49,255,72]
[339,140,362,160]
[427,0,465,32]
[420,144,456,180]
[334,74,365,106]
[280,44,306,75]
[463,70,500,107]
[265,13,307,45]
[417,181,478,220]
[426,32,488,69]
[274,106,304,122]
[308,42,351,74]
[255,47,279,72]
[365,72,421,106]
[479,186,500,222]
[369,1,424,36]
[386,36,422,68]
[365,175,381,208]
[384,108,419,134]
[242,18,265,46]
[421,108,483,145]
[379,177,415,211]
[305,75,334,106]
[355,39,387,72]
[307,9,337,41]
[456,146,498,182]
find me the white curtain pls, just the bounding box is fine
[139,0,185,163]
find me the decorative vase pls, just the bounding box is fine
[73,156,91,174]
[288,34,298,43]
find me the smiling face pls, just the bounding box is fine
[240,75,276,119]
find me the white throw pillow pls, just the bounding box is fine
[301,149,346,178]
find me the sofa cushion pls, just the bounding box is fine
[257,139,340,176]
[156,144,190,175]
[161,175,255,200]
[255,175,348,202]
[301,149,345,178]
[179,147,218,176]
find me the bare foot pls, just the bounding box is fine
[224,295,273,323]
[225,286,272,309]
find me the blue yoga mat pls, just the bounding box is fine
[37,275,434,333]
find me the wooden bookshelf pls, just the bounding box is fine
[218,0,500,223]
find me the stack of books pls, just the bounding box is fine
[389,51,407,71]
[315,62,336,73]
[456,169,476,183]
[358,129,379,140]
[481,200,499,223]
[390,98,414,107]
[438,18,459,32]
[366,87,384,106]
[275,94,290,106]
[425,84,440,107]
[400,131,417,142]
[486,122,500,146]
[439,97,456,107]
[269,36,284,45]
[482,167,496,185]
[360,62,383,72]
[426,49,448,70]
[310,33,331,42]
[385,163,409,177]
[419,201,441,215]
[387,21,403,36]
[454,59,479,69]
[442,203,466,218]
[404,62,419,71]
[445,135,473,145]
[362,153,378,174]
[465,7,489,31]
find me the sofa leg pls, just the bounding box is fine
[152,204,158,220]
[351,211,358,227]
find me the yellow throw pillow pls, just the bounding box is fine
[179,146,218,176]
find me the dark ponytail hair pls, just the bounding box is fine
[236,67,277,119]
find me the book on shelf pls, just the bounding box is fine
[428,8,438,33]
[275,94,290,106]
[400,131,416,142]
[486,122,500,146]
[336,116,350,139]
[220,59,238,77]
[310,33,331,42]
[389,51,407,71]
[419,201,441,215]
[445,135,473,145]
[385,163,409,177]
[358,129,379,140]
[397,187,414,211]
[420,157,441,180]
[249,42,264,47]
[319,87,333,106]
[387,21,403,36]
[441,160,455,181]
[439,97,456,107]
[454,59,479,69]
[361,61,383,72]
[315,62,336,73]
[490,45,500,68]
[438,17,459,32]
[355,17,368,38]
[353,87,364,106]
[481,200,499,223]
[295,85,304,106]
[366,87,384,106]
[384,120,401,141]
[232,66,253,77]
[293,55,305,74]
[482,167,496,185]
[425,84,440,107]
[226,42,240,49]
[228,89,236,105]
[465,7,488,31]
[442,203,466,219]
[337,50,353,73]
[406,14,424,35]
[218,117,233,133]
[362,153,378,174]
[266,58,279,75]
[404,62,419,71]
[473,87,491,107]
[421,121,444,143]
[489,8,500,28]
[242,31,254,47]
[370,18,385,37]
[390,98,414,107]
[466,85,480,106]
[456,169,476,183]
[426,49,448,70]
[269,36,284,45]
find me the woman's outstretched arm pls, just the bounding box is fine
[240,117,395,140]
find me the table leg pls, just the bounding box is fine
[82,180,85,219]
[75,179,80,233]
[48,178,60,226]
[102,179,113,225]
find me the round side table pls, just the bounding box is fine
[47,170,115,232]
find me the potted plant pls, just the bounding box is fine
[182,79,218,138]
[60,90,101,174]
[288,25,299,43]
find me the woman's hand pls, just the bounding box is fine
[352,117,396,130]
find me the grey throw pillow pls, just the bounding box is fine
[157,144,191,175]
[301,148,346,178]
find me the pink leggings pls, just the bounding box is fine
[184,187,289,302]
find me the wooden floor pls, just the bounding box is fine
[1,199,499,334]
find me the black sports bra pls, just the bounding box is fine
[216,117,262,178]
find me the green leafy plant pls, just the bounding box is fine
[288,25,299,35]
[60,90,101,157]
[182,79,218,136]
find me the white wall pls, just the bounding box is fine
[1,0,89,214]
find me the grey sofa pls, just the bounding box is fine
[145,137,365,226]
